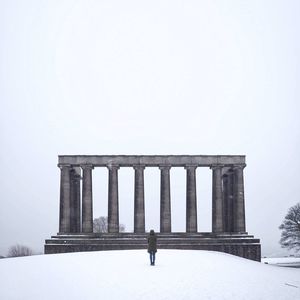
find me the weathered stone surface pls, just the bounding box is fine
[82,165,93,233]
[212,166,223,233]
[185,166,197,233]
[70,170,81,233]
[233,166,246,232]
[134,166,145,233]
[160,166,171,233]
[59,165,71,233]
[47,154,261,262]
[45,233,261,262]
[108,165,119,233]
[223,169,235,232]
[58,155,246,167]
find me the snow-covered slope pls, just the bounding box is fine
[0,250,299,300]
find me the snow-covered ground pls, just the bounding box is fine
[0,250,299,300]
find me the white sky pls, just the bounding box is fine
[0,0,299,256]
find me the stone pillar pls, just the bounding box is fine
[70,169,77,233]
[212,165,224,233]
[233,165,246,232]
[134,165,145,233]
[108,165,120,233]
[73,172,81,232]
[160,165,171,233]
[70,170,81,233]
[222,174,229,232]
[222,169,235,232]
[185,165,197,233]
[81,165,94,233]
[59,164,71,233]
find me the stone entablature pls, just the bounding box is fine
[58,155,246,167]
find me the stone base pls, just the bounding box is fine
[45,232,261,261]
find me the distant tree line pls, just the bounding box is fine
[6,244,33,258]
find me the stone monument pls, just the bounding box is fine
[45,155,261,261]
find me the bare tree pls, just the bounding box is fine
[119,223,125,232]
[7,244,33,257]
[279,202,300,252]
[93,216,125,233]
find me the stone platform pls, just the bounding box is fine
[45,232,261,261]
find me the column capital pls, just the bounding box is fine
[159,165,171,171]
[107,164,120,170]
[184,165,198,170]
[210,164,224,170]
[232,164,246,170]
[57,164,72,169]
[81,164,94,170]
[133,165,145,170]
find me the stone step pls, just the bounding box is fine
[45,243,261,251]
[44,243,261,261]
[45,237,260,245]
[45,244,260,252]
[45,232,261,261]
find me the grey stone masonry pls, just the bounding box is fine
[59,165,71,233]
[233,165,246,232]
[222,169,235,232]
[59,155,245,167]
[82,165,93,233]
[134,165,145,233]
[70,169,81,233]
[212,165,224,233]
[222,173,230,232]
[108,165,119,233]
[45,232,261,262]
[185,165,198,233]
[48,155,261,261]
[160,165,171,233]
[57,156,247,235]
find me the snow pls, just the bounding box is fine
[0,250,299,300]
[262,257,300,268]
[262,257,300,264]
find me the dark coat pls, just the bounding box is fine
[147,231,157,253]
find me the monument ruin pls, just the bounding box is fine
[44,155,261,261]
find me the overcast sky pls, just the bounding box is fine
[1,0,299,257]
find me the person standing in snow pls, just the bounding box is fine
[147,229,157,266]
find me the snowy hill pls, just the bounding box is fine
[0,250,299,300]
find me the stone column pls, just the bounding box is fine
[211,165,224,233]
[233,165,246,232]
[134,165,145,233]
[108,165,120,233]
[160,165,171,233]
[222,174,229,232]
[70,170,81,233]
[73,172,81,232]
[222,169,235,232]
[70,169,77,233]
[59,164,71,233]
[185,165,197,233]
[81,165,94,233]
